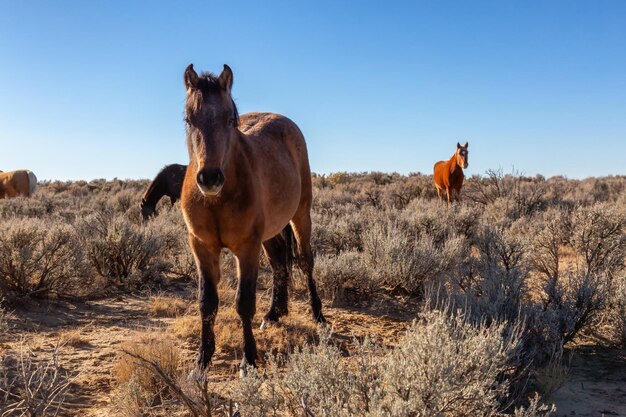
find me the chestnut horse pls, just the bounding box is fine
[0,170,37,199]
[180,64,325,371]
[433,142,469,203]
[140,163,187,221]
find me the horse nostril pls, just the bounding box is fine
[196,172,206,187]
[196,169,224,189]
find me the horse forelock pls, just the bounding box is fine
[186,88,204,115]
[186,72,239,127]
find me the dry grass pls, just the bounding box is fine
[535,347,571,401]
[111,332,186,417]
[0,342,72,416]
[59,328,91,348]
[149,294,189,317]
[113,333,182,390]
[172,314,200,341]
[171,306,318,360]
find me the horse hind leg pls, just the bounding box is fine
[260,230,291,328]
[290,208,325,323]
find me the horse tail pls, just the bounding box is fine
[283,223,298,274]
[27,170,37,196]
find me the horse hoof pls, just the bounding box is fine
[316,315,330,330]
[260,318,280,330]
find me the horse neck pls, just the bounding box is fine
[142,176,167,208]
[447,153,461,174]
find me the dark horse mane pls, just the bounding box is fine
[191,71,239,127]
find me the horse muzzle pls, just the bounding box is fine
[196,168,225,196]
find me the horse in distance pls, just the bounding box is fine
[180,64,325,372]
[433,142,469,204]
[140,164,187,221]
[0,170,37,199]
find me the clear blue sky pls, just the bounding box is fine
[1,1,625,180]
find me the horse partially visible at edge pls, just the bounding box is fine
[140,164,187,221]
[180,64,325,372]
[0,170,37,199]
[433,142,469,204]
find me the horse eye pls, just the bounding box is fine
[228,117,235,127]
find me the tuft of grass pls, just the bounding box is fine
[113,333,181,392]
[172,314,200,341]
[111,332,191,417]
[148,294,189,317]
[59,329,91,348]
[535,347,571,401]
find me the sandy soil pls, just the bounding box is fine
[551,345,626,417]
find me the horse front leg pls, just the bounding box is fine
[234,241,262,372]
[189,235,221,369]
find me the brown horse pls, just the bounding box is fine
[433,142,469,203]
[180,64,325,371]
[0,170,37,199]
[140,164,187,221]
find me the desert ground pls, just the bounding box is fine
[1,171,625,416]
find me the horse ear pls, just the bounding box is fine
[184,64,199,91]
[457,142,461,149]
[219,64,233,93]
[464,142,468,148]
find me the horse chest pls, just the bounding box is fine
[448,170,464,188]
[183,198,259,251]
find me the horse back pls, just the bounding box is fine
[241,113,313,239]
[239,112,311,186]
